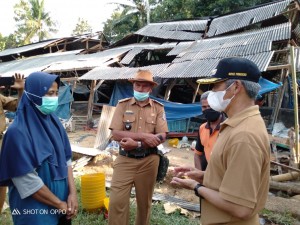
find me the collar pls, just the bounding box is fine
[129,97,153,107]
[221,105,260,130]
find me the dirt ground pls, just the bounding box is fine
[67,127,198,204]
[68,125,300,223]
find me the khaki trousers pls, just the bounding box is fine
[108,154,159,225]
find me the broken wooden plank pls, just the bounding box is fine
[71,145,103,157]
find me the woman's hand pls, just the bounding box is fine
[66,192,78,219]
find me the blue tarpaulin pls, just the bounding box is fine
[54,84,74,119]
[109,78,281,122]
[109,82,202,121]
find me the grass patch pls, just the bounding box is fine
[261,209,296,225]
[1,179,298,225]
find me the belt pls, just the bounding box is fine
[119,148,158,159]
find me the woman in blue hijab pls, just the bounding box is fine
[0,72,78,225]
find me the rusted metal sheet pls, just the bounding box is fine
[207,0,291,37]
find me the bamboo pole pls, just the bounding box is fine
[290,46,299,165]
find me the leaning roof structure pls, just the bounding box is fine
[206,0,292,37]
[135,20,208,41]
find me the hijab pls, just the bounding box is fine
[0,72,72,185]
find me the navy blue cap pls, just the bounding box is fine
[197,57,261,84]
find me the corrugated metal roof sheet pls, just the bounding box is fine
[45,47,132,72]
[173,22,290,63]
[207,0,291,37]
[0,39,61,57]
[0,47,132,76]
[294,24,300,40]
[135,20,207,40]
[79,63,170,80]
[167,42,194,56]
[160,51,274,79]
[120,42,177,65]
[0,50,81,77]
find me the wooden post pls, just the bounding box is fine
[87,80,97,127]
[290,46,299,165]
[164,79,176,100]
[269,69,288,131]
[192,82,200,103]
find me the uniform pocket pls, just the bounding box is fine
[123,114,135,123]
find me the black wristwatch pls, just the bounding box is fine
[194,183,204,198]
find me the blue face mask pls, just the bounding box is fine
[134,90,149,101]
[25,91,59,115]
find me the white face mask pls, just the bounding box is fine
[207,83,235,112]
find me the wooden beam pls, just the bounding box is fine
[87,80,97,126]
[269,69,288,131]
[290,46,300,164]
[164,79,176,100]
[184,79,203,96]
[267,64,291,71]
[271,161,300,173]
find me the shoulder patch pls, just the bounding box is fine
[152,99,164,106]
[118,97,131,103]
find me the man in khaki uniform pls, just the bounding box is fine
[0,74,24,213]
[108,70,168,225]
[171,58,270,225]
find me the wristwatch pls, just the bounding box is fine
[194,183,204,198]
[137,141,142,151]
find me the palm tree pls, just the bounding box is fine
[14,0,57,45]
[109,0,150,30]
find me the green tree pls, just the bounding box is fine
[13,0,57,45]
[103,0,158,43]
[72,18,92,36]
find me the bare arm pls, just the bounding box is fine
[198,187,253,220]
[171,175,253,220]
[112,130,167,149]
[32,185,67,211]
[66,166,78,219]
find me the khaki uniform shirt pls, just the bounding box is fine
[0,95,17,134]
[109,97,168,134]
[202,106,270,225]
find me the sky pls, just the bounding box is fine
[0,0,132,38]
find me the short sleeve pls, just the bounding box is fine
[219,141,263,208]
[12,170,44,199]
[109,102,126,131]
[154,106,168,133]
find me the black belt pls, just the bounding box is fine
[119,148,158,159]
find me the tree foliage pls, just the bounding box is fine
[103,0,274,43]
[13,0,57,45]
[72,18,92,36]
